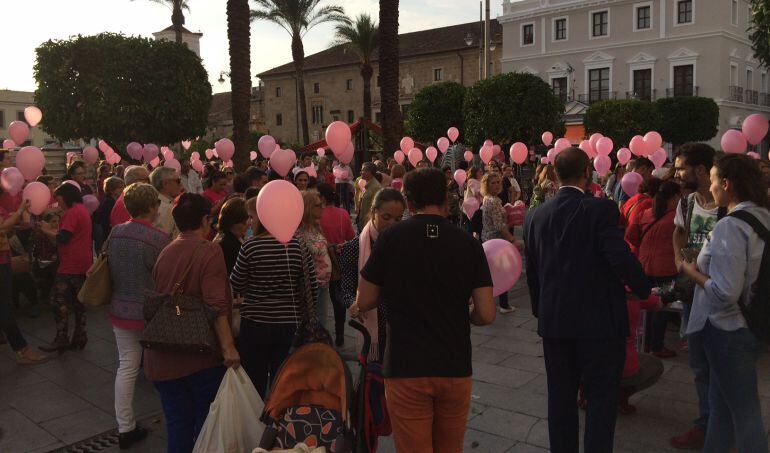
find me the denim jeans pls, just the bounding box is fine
[687,328,710,430]
[153,366,226,453]
[701,322,767,453]
[238,319,296,399]
[316,286,332,333]
[0,263,27,351]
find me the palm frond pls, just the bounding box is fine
[331,13,379,62]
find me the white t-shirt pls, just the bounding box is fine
[674,193,718,251]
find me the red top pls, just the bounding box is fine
[625,294,660,378]
[110,194,131,228]
[324,172,336,187]
[625,208,678,277]
[202,188,228,207]
[620,193,652,230]
[320,206,356,245]
[0,191,21,214]
[58,203,93,275]
[589,182,604,198]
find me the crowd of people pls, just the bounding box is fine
[0,139,769,453]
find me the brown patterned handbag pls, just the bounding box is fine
[140,244,219,354]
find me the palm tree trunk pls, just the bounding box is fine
[227,0,251,171]
[379,0,401,156]
[292,35,311,146]
[361,63,373,163]
[172,2,184,44]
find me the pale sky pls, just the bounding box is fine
[2,0,504,95]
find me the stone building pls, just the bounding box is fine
[499,0,768,149]
[258,20,503,145]
[0,90,55,148]
[204,86,266,141]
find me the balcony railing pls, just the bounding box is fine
[761,92,770,107]
[746,89,759,105]
[666,86,699,98]
[578,91,617,104]
[625,89,657,102]
[728,85,744,102]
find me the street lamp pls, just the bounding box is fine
[217,71,230,84]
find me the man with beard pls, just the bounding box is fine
[669,143,719,450]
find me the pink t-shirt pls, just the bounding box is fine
[320,206,356,245]
[58,203,93,275]
[625,294,660,378]
[110,194,131,228]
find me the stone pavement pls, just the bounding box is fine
[2,280,770,452]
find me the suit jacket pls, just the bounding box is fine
[523,187,650,339]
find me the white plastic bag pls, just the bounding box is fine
[193,367,266,453]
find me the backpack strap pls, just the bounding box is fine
[728,210,770,241]
[684,193,696,243]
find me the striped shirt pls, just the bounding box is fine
[230,235,318,325]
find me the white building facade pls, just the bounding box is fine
[499,0,767,148]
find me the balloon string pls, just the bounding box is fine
[285,245,298,324]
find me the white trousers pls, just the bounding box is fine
[113,326,143,433]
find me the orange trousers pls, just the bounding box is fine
[384,376,472,453]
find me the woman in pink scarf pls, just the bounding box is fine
[339,188,405,361]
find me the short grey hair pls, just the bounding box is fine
[123,183,159,218]
[124,165,150,185]
[150,167,177,191]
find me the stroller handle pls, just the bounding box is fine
[348,319,371,361]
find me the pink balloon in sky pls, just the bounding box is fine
[339,143,354,165]
[126,142,143,160]
[453,169,467,187]
[721,129,747,154]
[16,146,45,181]
[629,135,646,156]
[269,148,297,177]
[462,197,480,219]
[510,142,527,165]
[250,151,258,161]
[1,167,25,196]
[482,239,523,297]
[325,122,351,158]
[83,146,99,165]
[215,138,235,162]
[400,137,415,154]
[256,180,304,244]
[426,146,438,163]
[742,114,769,145]
[8,121,30,146]
[437,137,450,153]
[621,171,644,196]
[24,106,43,127]
[23,182,51,215]
[393,150,405,165]
[617,148,632,165]
[447,127,460,143]
[164,158,181,173]
[589,133,604,152]
[480,146,494,164]
[595,137,614,156]
[464,150,473,162]
[258,135,277,159]
[594,154,611,176]
[316,148,325,158]
[3,139,16,149]
[541,131,554,146]
[191,159,204,173]
[408,148,423,167]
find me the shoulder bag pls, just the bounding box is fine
[141,243,219,354]
[292,239,332,349]
[78,232,113,307]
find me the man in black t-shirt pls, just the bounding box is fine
[350,168,496,453]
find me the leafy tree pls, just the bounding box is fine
[407,82,466,143]
[655,97,719,147]
[463,72,564,148]
[584,100,661,148]
[133,0,190,44]
[379,0,402,155]
[251,0,349,146]
[34,33,211,147]
[750,0,770,67]
[334,14,379,123]
[228,0,252,170]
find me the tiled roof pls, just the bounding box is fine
[155,25,202,35]
[258,19,501,78]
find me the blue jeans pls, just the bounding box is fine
[701,323,767,453]
[687,329,710,430]
[154,366,226,453]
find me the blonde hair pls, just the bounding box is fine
[123,183,159,218]
[300,189,322,229]
[480,172,501,197]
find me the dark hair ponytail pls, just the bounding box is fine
[652,181,681,219]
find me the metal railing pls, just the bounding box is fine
[760,92,770,107]
[578,91,617,104]
[728,85,744,102]
[625,89,657,102]
[666,86,699,97]
[746,89,759,105]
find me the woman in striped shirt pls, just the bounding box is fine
[230,220,318,398]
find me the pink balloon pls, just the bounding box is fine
[22,182,50,216]
[270,148,297,177]
[492,144,502,156]
[643,131,663,155]
[594,154,611,176]
[426,146,438,163]
[339,143,354,165]
[617,148,632,165]
[205,149,214,160]
[482,238,523,297]
[126,142,143,160]
[98,140,109,153]
[462,197,480,219]
[16,146,45,181]
[325,122,351,157]
[437,137,450,153]
[621,172,644,196]
[258,135,277,159]
[182,140,192,150]
[256,180,304,244]
[480,145,494,164]
[191,152,200,161]
[400,137,415,154]
[393,150,405,165]
[191,159,204,173]
[541,131,554,146]
[161,147,174,161]
[316,148,325,158]
[358,179,367,191]
[596,137,614,156]
[215,138,235,162]
[223,160,233,168]
[447,127,460,143]
[510,142,528,165]
[164,158,181,173]
[249,151,257,161]
[540,156,550,165]
[483,139,493,148]
[149,156,160,168]
[579,140,595,157]
[24,106,42,127]
[8,121,30,146]
[453,169,467,187]
[629,135,646,156]
[650,148,667,169]
[3,139,16,149]
[83,146,99,165]
[142,144,160,162]
[333,166,350,180]
[1,167,24,196]
[83,194,99,215]
[554,138,571,152]
[742,114,769,146]
[721,129,748,154]
[464,150,473,162]
[108,153,121,165]
[547,148,558,165]
[408,148,423,167]
[589,133,604,151]
[748,151,761,159]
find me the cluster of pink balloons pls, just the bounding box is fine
[325,122,355,165]
[721,114,769,155]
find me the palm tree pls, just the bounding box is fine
[228,0,252,171]
[334,14,379,123]
[251,0,350,145]
[134,0,190,44]
[379,0,401,155]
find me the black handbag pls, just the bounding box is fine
[141,244,219,354]
[291,240,332,349]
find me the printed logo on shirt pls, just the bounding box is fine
[689,213,716,251]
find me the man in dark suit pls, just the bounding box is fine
[523,147,651,453]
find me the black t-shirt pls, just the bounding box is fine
[360,214,493,378]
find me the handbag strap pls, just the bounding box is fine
[172,242,206,295]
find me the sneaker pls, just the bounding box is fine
[15,346,49,365]
[670,426,705,450]
[119,426,148,449]
[652,348,677,359]
[499,307,515,314]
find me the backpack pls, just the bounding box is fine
[728,210,770,343]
